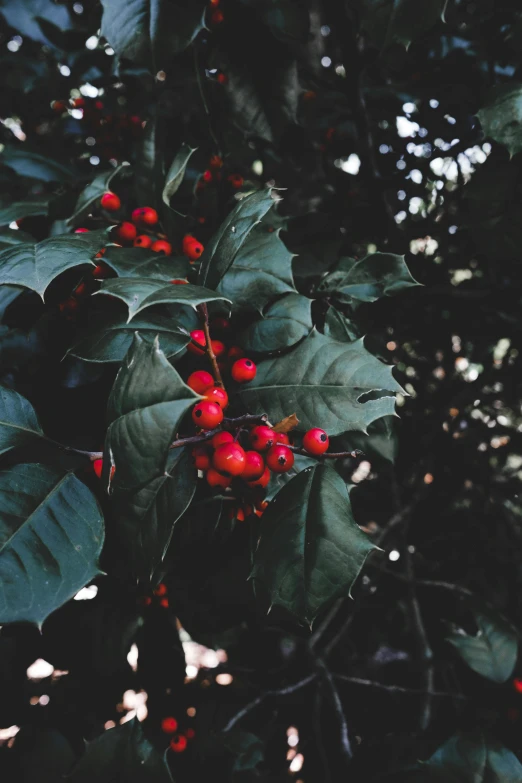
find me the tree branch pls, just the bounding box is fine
[222,674,316,733]
[170,414,269,449]
[287,445,363,460]
[198,303,224,387]
[316,658,352,762]
[333,673,465,699]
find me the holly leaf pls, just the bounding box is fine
[198,189,276,290]
[0,463,104,627]
[0,197,49,227]
[0,228,36,249]
[478,83,522,158]
[67,165,125,227]
[240,293,312,353]
[0,386,44,456]
[238,329,403,436]
[359,0,448,50]
[0,0,72,47]
[447,609,517,683]
[105,334,199,492]
[100,0,207,72]
[97,277,229,320]
[1,146,77,182]
[252,464,376,625]
[135,115,164,209]
[317,253,419,304]
[162,143,197,206]
[69,719,173,783]
[217,226,296,314]
[70,311,190,363]
[102,247,189,282]
[323,306,360,342]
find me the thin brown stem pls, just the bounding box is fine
[198,303,224,387]
[222,673,316,733]
[287,445,363,460]
[333,673,465,699]
[169,414,269,449]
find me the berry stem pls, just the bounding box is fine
[286,445,364,460]
[198,303,224,388]
[169,414,269,449]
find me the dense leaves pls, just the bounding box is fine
[447,610,518,683]
[317,252,419,304]
[0,386,43,455]
[240,292,312,353]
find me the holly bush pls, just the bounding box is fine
[1,0,522,781]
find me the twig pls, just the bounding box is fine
[333,673,465,699]
[169,414,269,449]
[287,445,363,460]
[316,659,352,762]
[198,303,224,387]
[222,673,316,733]
[309,598,344,649]
[48,438,102,460]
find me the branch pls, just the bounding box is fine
[316,659,352,762]
[169,414,269,449]
[198,303,224,387]
[222,673,316,733]
[287,445,363,460]
[47,437,103,460]
[333,673,465,699]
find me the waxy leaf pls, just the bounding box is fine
[360,0,447,50]
[105,334,199,492]
[317,253,419,303]
[252,464,376,624]
[162,143,197,205]
[0,228,36,249]
[67,165,125,227]
[447,609,517,683]
[323,307,359,342]
[240,293,312,353]
[0,464,104,626]
[238,329,403,435]
[102,246,189,282]
[0,386,44,455]
[1,146,77,182]
[97,277,230,320]
[0,197,49,227]
[198,189,275,290]
[478,83,522,158]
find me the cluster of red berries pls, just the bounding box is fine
[140,582,169,609]
[161,715,195,753]
[196,153,244,194]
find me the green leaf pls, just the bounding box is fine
[0,464,104,626]
[100,0,206,71]
[359,0,447,50]
[0,228,36,249]
[240,293,312,353]
[1,146,77,182]
[477,83,522,158]
[67,165,125,227]
[0,196,49,227]
[447,609,517,683]
[0,0,72,47]
[198,189,276,290]
[105,334,199,491]
[317,253,419,303]
[335,415,398,464]
[238,329,403,436]
[97,277,230,321]
[69,719,173,783]
[0,231,108,299]
[162,143,197,206]
[114,447,196,581]
[70,311,190,363]
[102,246,189,282]
[323,306,360,342]
[252,464,376,625]
[135,115,164,208]
[0,386,44,455]
[217,226,296,314]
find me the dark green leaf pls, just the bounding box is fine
[198,189,276,290]
[0,228,36,248]
[223,730,265,772]
[359,0,447,50]
[0,464,104,626]
[478,83,522,158]
[447,609,517,683]
[102,246,189,282]
[317,253,419,303]
[0,197,49,227]
[0,0,72,46]
[70,311,190,363]
[239,0,309,42]
[252,464,376,624]
[97,277,230,320]
[240,293,312,353]
[323,306,360,342]
[1,147,76,182]
[135,115,164,208]
[105,334,199,491]
[69,719,173,783]
[217,226,296,314]
[67,165,125,227]
[0,386,44,455]
[162,143,197,206]
[238,329,403,436]
[334,416,398,464]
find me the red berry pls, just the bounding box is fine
[211,340,225,358]
[151,239,172,255]
[171,279,188,284]
[134,234,152,248]
[160,597,169,608]
[211,8,224,23]
[250,425,276,452]
[185,728,196,740]
[228,345,244,361]
[188,329,206,355]
[266,445,294,473]
[202,169,212,183]
[113,222,137,244]
[72,97,85,108]
[182,235,204,260]
[217,72,228,85]
[192,401,223,429]
[162,716,178,734]
[276,433,290,445]
[131,206,158,226]
[303,428,329,455]
[154,583,167,596]
[231,358,256,383]
[93,458,103,479]
[211,317,230,332]
[210,0,220,5]
[206,468,231,488]
[52,100,67,113]
[514,679,522,694]
[187,370,214,394]
[212,431,234,448]
[92,262,111,278]
[74,227,89,233]
[59,297,78,314]
[192,445,211,471]
[247,467,271,488]
[74,282,87,297]
[205,386,228,409]
[242,451,265,481]
[213,443,246,476]
[100,192,121,211]
[170,735,187,753]
[228,174,244,189]
[234,507,246,522]
[209,154,223,169]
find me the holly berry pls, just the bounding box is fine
[202,169,213,183]
[113,222,137,244]
[182,235,204,260]
[52,100,67,113]
[247,467,271,488]
[211,317,230,332]
[228,345,244,361]
[212,340,226,358]
[217,72,228,85]
[303,428,329,455]
[131,206,158,226]
[160,597,169,608]
[93,459,103,479]
[228,174,244,189]
[151,239,172,255]
[192,445,211,471]
[211,8,224,24]
[185,728,196,740]
[74,282,87,297]
[242,451,265,481]
[212,431,234,448]
[59,297,78,314]
[250,425,276,452]
[171,279,188,285]
[187,330,206,355]
[92,262,111,278]
[276,433,290,445]
[266,445,294,473]
[154,583,167,596]
[192,401,223,429]
[134,234,152,248]
[231,358,256,383]
[209,154,223,169]
[74,227,89,233]
[205,386,228,409]
[100,192,121,211]
[170,735,187,753]
[206,468,231,488]
[187,370,214,394]
[213,443,246,476]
